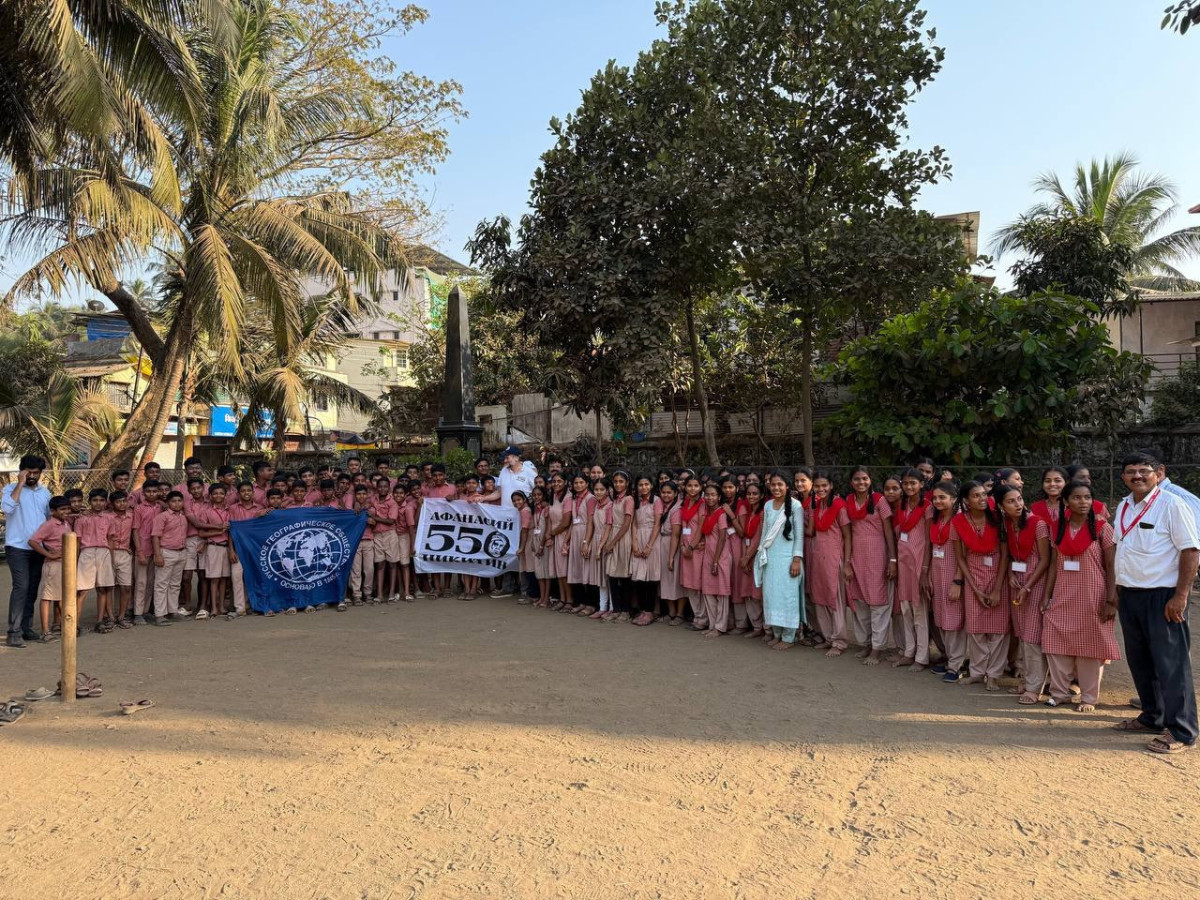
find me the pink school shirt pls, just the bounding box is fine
[30,518,71,554]
[195,503,230,546]
[422,483,457,501]
[151,509,188,551]
[74,513,111,549]
[107,512,134,551]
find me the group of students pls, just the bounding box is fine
[504,457,1197,719]
[19,454,474,633]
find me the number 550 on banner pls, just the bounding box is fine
[412,499,521,576]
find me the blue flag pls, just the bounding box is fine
[230,507,367,613]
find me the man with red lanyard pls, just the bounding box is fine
[1112,452,1200,755]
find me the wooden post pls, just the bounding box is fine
[60,532,78,705]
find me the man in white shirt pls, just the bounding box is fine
[1112,452,1200,754]
[491,446,537,598]
[3,455,52,647]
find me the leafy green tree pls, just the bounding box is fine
[1006,215,1139,314]
[1148,362,1200,425]
[1163,1,1200,34]
[991,154,1200,290]
[825,280,1151,464]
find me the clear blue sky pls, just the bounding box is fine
[398,0,1200,286]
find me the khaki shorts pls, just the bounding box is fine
[204,542,231,578]
[111,549,133,587]
[40,559,63,603]
[77,546,114,590]
[185,535,206,571]
[374,529,400,564]
[396,531,412,565]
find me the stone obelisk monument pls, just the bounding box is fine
[435,285,483,456]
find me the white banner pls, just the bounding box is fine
[413,499,521,576]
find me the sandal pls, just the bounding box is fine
[285,607,297,615]
[1017,692,1041,705]
[120,699,156,715]
[195,610,209,621]
[115,618,132,630]
[1147,736,1194,755]
[24,687,55,702]
[1076,703,1096,713]
[265,610,277,617]
[0,701,26,725]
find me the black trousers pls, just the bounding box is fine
[1119,586,1197,745]
[6,547,44,639]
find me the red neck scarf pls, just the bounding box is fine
[680,497,703,523]
[952,512,999,554]
[801,494,812,510]
[813,496,845,532]
[1006,514,1043,561]
[701,507,725,536]
[744,509,763,540]
[930,513,954,546]
[1055,519,1095,557]
[846,492,881,522]
[893,499,929,534]
[1030,498,1061,522]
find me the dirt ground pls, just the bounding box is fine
[2,567,1199,900]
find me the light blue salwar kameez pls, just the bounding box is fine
[754,497,806,643]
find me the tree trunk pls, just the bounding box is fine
[800,316,815,467]
[685,298,720,466]
[173,362,194,471]
[100,282,165,363]
[90,314,187,475]
[139,339,188,476]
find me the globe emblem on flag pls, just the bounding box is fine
[264,524,349,585]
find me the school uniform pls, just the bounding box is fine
[30,518,71,603]
[894,502,933,665]
[395,498,414,566]
[629,498,663,583]
[846,494,893,651]
[132,503,160,615]
[372,496,400,564]
[548,495,570,581]
[699,509,732,633]
[1044,522,1119,705]
[586,499,610,593]
[657,503,684,604]
[677,500,707,627]
[732,506,763,631]
[810,499,850,650]
[181,493,206,573]
[532,506,552,581]
[74,512,114,591]
[604,495,634,612]
[227,502,261,613]
[929,515,967,672]
[1007,517,1051,696]
[349,504,376,602]
[195,503,231,578]
[151,508,188,618]
[107,511,134,588]
[952,513,1010,680]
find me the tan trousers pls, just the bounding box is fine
[900,598,931,664]
[231,561,248,614]
[133,558,155,615]
[942,628,968,672]
[703,594,730,633]
[152,549,185,618]
[1020,641,1048,696]
[687,589,707,629]
[815,603,848,650]
[851,602,892,650]
[743,596,764,630]
[1047,654,1104,705]
[350,541,376,600]
[968,632,1011,679]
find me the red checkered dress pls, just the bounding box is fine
[678,506,707,592]
[952,519,1010,636]
[895,505,931,612]
[700,510,732,597]
[847,496,893,608]
[810,507,850,610]
[1041,521,1120,661]
[930,515,963,631]
[1007,518,1050,644]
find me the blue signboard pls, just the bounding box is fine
[210,405,275,439]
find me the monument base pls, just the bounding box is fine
[436,420,484,457]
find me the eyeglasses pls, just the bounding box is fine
[1122,468,1156,477]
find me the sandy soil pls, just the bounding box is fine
[2,572,1199,900]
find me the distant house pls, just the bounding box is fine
[320,246,477,436]
[1106,289,1200,388]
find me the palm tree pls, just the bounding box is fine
[6,0,401,471]
[991,153,1200,290]
[225,295,379,467]
[0,370,121,488]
